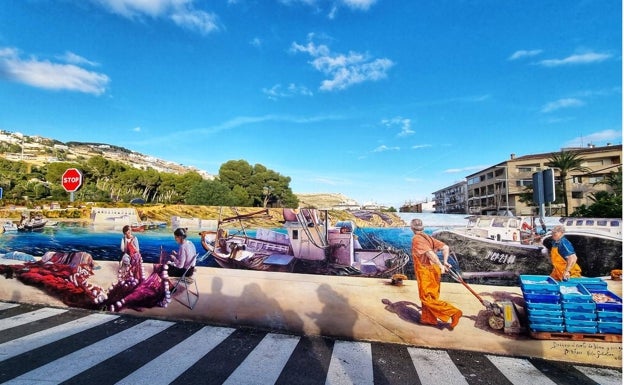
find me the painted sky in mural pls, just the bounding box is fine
[0,1,621,207]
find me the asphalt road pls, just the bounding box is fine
[0,301,620,385]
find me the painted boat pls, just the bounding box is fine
[432,215,622,278]
[541,217,622,278]
[431,215,551,277]
[17,216,48,232]
[2,221,18,233]
[201,208,410,278]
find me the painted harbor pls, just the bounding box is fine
[0,213,618,282]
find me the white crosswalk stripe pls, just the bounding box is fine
[115,325,235,385]
[0,307,67,331]
[223,333,301,385]
[574,365,623,385]
[0,302,19,311]
[486,355,558,385]
[408,347,469,385]
[0,303,621,385]
[0,313,118,362]
[326,340,374,385]
[3,319,174,385]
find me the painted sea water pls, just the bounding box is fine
[0,213,563,276]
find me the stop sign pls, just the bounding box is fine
[61,168,83,192]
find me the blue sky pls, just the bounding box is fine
[0,0,621,208]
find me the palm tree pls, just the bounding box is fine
[546,150,591,216]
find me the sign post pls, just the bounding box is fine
[61,168,83,202]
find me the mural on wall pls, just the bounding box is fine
[0,209,622,368]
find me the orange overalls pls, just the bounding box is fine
[412,233,461,325]
[549,243,582,281]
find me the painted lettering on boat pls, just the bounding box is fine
[485,250,516,264]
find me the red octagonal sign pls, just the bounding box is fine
[61,168,83,193]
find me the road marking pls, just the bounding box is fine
[223,333,300,385]
[574,365,622,385]
[0,313,118,362]
[486,355,557,385]
[116,325,235,385]
[0,302,19,311]
[3,319,174,385]
[326,341,374,385]
[408,347,469,385]
[0,307,67,331]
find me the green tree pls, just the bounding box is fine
[185,180,235,206]
[546,151,591,216]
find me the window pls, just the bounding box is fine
[571,191,583,199]
[588,176,604,183]
[572,176,583,184]
[516,179,533,187]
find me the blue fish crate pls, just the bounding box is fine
[562,301,597,312]
[564,310,597,321]
[560,284,592,302]
[520,275,560,294]
[530,323,565,333]
[523,291,561,304]
[529,314,564,325]
[598,321,623,335]
[566,277,608,291]
[589,290,623,312]
[597,310,623,322]
[526,300,562,312]
[528,308,563,318]
[565,324,598,334]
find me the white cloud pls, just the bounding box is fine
[541,98,585,113]
[508,49,542,61]
[92,0,220,35]
[291,37,394,91]
[341,0,377,10]
[58,51,99,67]
[411,144,432,149]
[262,83,313,100]
[444,165,488,174]
[279,0,376,16]
[381,117,414,136]
[133,126,141,132]
[373,145,400,152]
[539,52,612,67]
[564,129,622,148]
[0,47,109,95]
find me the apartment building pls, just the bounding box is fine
[433,144,621,216]
[433,180,468,214]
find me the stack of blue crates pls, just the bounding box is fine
[583,280,623,335]
[560,281,597,334]
[520,275,563,333]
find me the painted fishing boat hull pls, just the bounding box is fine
[432,229,551,277]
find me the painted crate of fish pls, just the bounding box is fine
[559,284,592,303]
[520,275,560,294]
[565,277,608,292]
[589,290,622,313]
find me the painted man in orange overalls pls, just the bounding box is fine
[548,225,582,281]
[410,218,462,329]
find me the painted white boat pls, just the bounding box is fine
[201,208,409,278]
